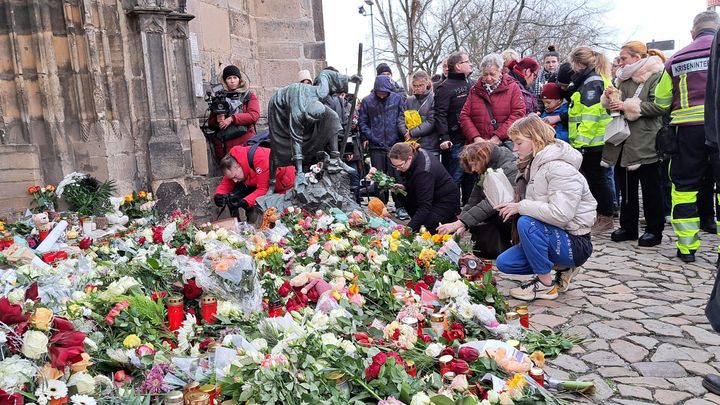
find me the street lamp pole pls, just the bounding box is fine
[359,0,377,69]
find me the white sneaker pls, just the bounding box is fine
[509,277,559,301]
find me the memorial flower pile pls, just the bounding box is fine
[0,192,592,404]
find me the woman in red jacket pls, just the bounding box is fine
[208,65,261,160]
[460,53,526,148]
[214,145,296,219]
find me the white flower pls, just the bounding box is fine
[7,289,24,304]
[207,230,218,240]
[36,379,67,399]
[450,374,468,391]
[217,300,241,318]
[0,356,34,392]
[425,343,444,358]
[176,314,197,353]
[321,333,340,347]
[0,331,6,344]
[67,372,95,394]
[339,339,356,356]
[487,390,500,403]
[311,312,330,331]
[22,330,49,359]
[105,348,130,363]
[251,338,268,351]
[347,230,361,239]
[410,392,432,405]
[443,270,462,283]
[141,228,153,240]
[99,276,139,300]
[457,303,476,320]
[194,231,208,244]
[70,394,97,405]
[83,337,98,351]
[215,228,229,240]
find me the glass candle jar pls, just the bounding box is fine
[201,295,218,324]
[167,296,184,331]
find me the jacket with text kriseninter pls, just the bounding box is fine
[215,146,296,207]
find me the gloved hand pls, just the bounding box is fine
[213,194,227,207]
[239,199,250,210]
[349,74,363,84]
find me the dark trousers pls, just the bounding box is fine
[698,168,717,223]
[669,125,720,253]
[579,146,614,216]
[661,159,672,216]
[369,148,405,208]
[469,214,512,259]
[616,161,665,236]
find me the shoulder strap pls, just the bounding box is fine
[633,83,645,98]
[247,143,260,171]
[481,97,498,130]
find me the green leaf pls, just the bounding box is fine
[430,395,455,405]
[146,258,160,269]
[461,397,478,405]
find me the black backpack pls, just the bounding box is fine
[246,130,272,171]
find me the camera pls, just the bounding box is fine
[214,193,243,209]
[206,83,230,116]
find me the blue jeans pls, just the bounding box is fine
[442,143,464,185]
[496,216,576,276]
[606,166,619,207]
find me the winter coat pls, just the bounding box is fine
[434,72,473,145]
[401,149,461,232]
[507,70,539,114]
[600,56,668,167]
[459,146,518,228]
[540,102,569,143]
[208,90,261,157]
[358,76,405,149]
[519,140,597,235]
[460,74,526,143]
[215,146,296,207]
[708,30,720,147]
[398,91,439,153]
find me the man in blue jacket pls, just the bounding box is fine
[359,75,408,218]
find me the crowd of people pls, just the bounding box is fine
[206,10,720,303]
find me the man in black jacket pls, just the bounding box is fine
[434,51,474,203]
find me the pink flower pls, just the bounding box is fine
[379,397,404,405]
[136,344,156,357]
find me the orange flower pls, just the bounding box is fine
[71,352,92,372]
[36,364,63,382]
[138,191,147,199]
[124,194,134,203]
[44,185,56,192]
[348,284,359,296]
[27,185,41,194]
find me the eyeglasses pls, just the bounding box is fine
[459,59,471,65]
[390,158,409,169]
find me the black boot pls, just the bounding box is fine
[703,375,720,395]
[701,218,717,234]
[676,249,696,263]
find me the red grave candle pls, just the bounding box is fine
[201,295,218,324]
[166,296,184,331]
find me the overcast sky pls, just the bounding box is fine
[322,0,712,96]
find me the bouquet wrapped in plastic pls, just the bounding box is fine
[483,168,515,208]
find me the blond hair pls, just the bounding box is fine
[569,46,611,79]
[507,115,557,155]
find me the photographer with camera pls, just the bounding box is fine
[207,65,260,160]
[214,144,296,220]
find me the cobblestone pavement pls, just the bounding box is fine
[498,225,720,404]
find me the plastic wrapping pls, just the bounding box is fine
[483,168,515,208]
[174,241,262,314]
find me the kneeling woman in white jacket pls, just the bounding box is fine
[495,115,598,301]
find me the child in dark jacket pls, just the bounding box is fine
[539,83,569,142]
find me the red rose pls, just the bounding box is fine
[152,226,164,244]
[175,245,188,255]
[423,274,436,286]
[458,346,480,363]
[114,370,127,382]
[138,237,146,245]
[278,281,292,297]
[0,297,29,325]
[199,338,215,351]
[365,362,382,381]
[306,288,319,302]
[372,352,388,365]
[450,359,470,374]
[25,282,39,301]
[450,322,464,331]
[79,237,92,250]
[419,334,433,343]
[439,346,455,357]
[386,351,406,367]
[151,291,167,301]
[48,330,86,368]
[183,279,203,300]
[413,281,429,294]
[442,328,465,343]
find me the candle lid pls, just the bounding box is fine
[201,295,217,304]
[505,311,519,321]
[167,296,183,306]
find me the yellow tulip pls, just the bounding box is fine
[123,334,141,348]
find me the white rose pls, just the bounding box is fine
[67,372,95,394]
[22,330,49,359]
[311,312,329,331]
[347,230,361,239]
[352,245,367,254]
[320,333,340,347]
[457,303,476,320]
[487,390,500,404]
[227,235,240,245]
[141,228,153,239]
[251,338,268,351]
[206,230,218,240]
[410,392,432,405]
[194,231,207,244]
[7,289,25,304]
[215,228,229,240]
[443,270,462,283]
[339,339,356,356]
[424,343,444,358]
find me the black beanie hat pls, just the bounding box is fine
[556,62,574,85]
[222,65,242,82]
[376,63,392,76]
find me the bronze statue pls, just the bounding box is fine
[267,69,361,192]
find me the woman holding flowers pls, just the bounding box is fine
[388,142,460,233]
[436,141,517,258]
[494,115,596,301]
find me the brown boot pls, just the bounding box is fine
[591,215,614,234]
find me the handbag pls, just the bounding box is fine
[481,98,513,151]
[604,83,644,146]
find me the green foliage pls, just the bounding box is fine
[62,176,117,216]
[521,329,586,358]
